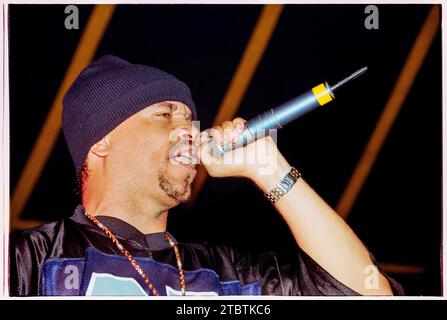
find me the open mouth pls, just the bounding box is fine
[169,145,199,169]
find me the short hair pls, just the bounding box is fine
[75,160,90,197]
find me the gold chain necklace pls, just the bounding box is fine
[84,212,186,296]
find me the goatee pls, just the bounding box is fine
[158,170,193,203]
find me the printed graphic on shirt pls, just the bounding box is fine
[40,248,261,296]
[165,285,218,296]
[84,273,221,296]
[85,273,148,296]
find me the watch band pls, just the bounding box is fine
[264,167,301,204]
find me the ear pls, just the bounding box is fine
[90,135,110,158]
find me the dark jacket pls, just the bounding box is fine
[9,205,404,296]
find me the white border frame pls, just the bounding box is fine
[0,0,444,300]
[1,3,10,298]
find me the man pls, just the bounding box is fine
[10,55,403,296]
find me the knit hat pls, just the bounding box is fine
[62,55,197,176]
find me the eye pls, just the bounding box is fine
[157,112,172,119]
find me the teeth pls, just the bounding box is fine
[173,153,196,165]
[169,145,198,166]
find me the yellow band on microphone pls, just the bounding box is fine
[312,82,334,106]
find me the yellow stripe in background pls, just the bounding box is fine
[191,5,284,203]
[336,5,440,219]
[11,5,116,230]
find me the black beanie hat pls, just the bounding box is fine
[62,55,197,176]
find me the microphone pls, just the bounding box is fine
[209,66,368,158]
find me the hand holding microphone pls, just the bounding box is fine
[198,117,259,179]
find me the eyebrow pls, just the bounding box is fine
[158,102,192,120]
[157,102,175,109]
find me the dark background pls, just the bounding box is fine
[8,4,442,295]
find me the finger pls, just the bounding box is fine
[221,120,237,144]
[198,134,220,166]
[233,117,247,133]
[210,126,224,144]
[221,120,234,130]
